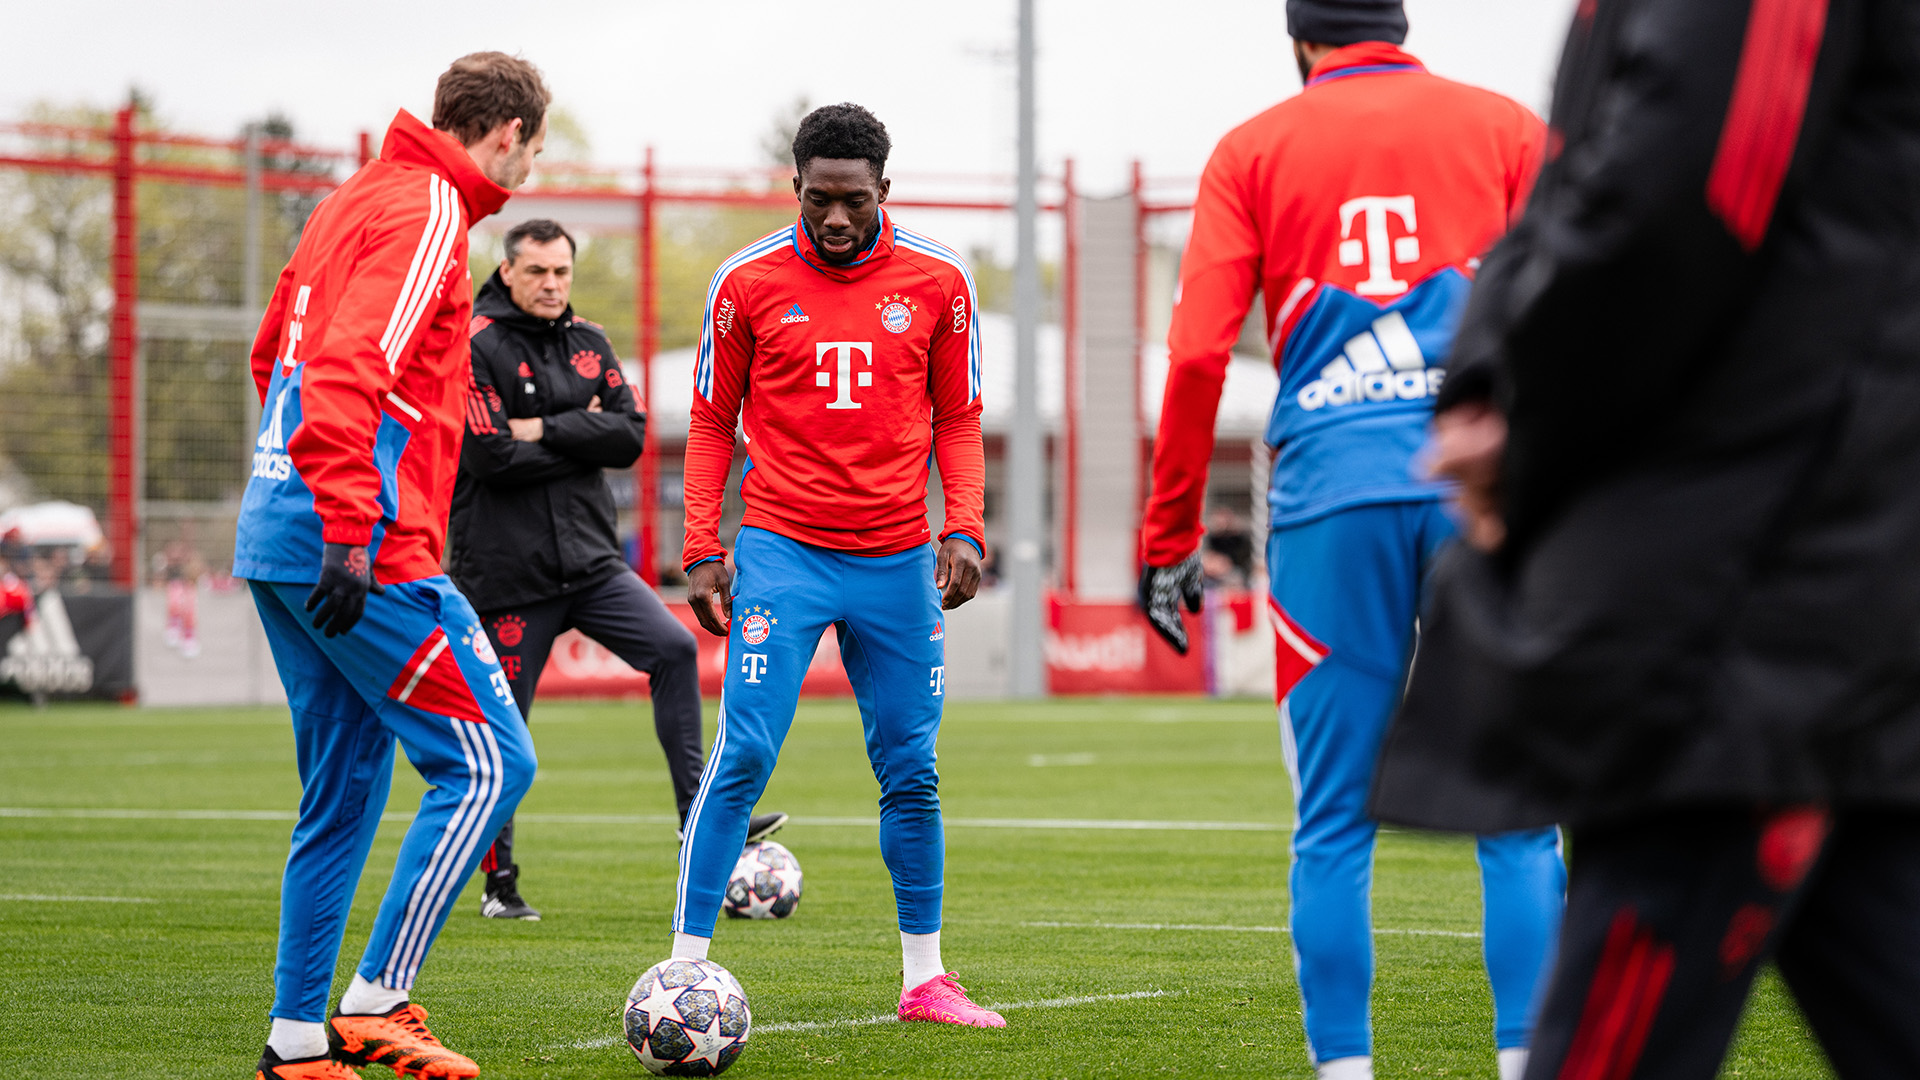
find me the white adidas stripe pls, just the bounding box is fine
[893,226,983,401]
[383,717,499,988]
[376,175,450,371]
[397,720,503,986]
[694,229,791,399]
[384,176,461,374]
[672,691,731,931]
[395,720,503,986]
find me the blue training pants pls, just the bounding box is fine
[1268,501,1564,1063]
[252,576,535,1022]
[674,527,948,938]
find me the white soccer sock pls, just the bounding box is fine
[901,930,944,992]
[267,1017,328,1060]
[1316,1055,1373,1080]
[671,932,711,961]
[337,973,408,1016]
[1498,1047,1529,1080]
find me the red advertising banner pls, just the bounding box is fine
[1045,595,1207,695]
[534,605,854,699]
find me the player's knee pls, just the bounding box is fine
[496,736,538,802]
[659,623,699,673]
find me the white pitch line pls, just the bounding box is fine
[0,893,156,903]
[569,989,1173,1048]
[0,808,1286,833]
[1026,920,1481,939]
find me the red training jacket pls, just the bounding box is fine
[232,110,509,586]
[1141,43,1542,566]
[683,210,986,570]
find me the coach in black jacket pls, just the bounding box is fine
[1369,1,1920,1075]
[450,219,722,922]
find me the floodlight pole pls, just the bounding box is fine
[1007,0,1046,697]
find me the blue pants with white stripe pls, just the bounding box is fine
[251,576,535,1022]
[675,527,948,938]
[1269,502,1565,1063]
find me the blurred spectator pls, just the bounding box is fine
[154,540,205,657]
[1202,506,1254,589]
[0,557,31,623]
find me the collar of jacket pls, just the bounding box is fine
[1305,42,1426,88]
[379,109,511,222]
[474,269,575,330]
[790,207,895,281]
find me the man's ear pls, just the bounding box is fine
[792,173,803,198]
[499,258,512,280]
[877,177,891,204]
[499,117,522,155]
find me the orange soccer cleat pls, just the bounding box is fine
[255,1047,362,1079]
[897,972,1007,1028]
[326,1002,479,1079]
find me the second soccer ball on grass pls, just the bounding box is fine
[723,840,803,920]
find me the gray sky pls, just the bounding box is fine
[10,0,1579,197]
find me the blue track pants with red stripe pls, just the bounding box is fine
[252,576,535,1022]
[1268,501,1565,1063]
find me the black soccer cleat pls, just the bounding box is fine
[479,863,540,921]
[746,811,789,844]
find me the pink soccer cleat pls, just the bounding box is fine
[898,973,1006,1028]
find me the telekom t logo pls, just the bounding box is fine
[741,653,769,684]
[929,666,945,696]
[1338,196,1419,297]
[815,341,873,410]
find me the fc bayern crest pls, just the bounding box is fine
[741,614,771,645]
[465,627,498,665]
[881,301,912,334]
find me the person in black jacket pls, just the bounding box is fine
[451,219,783,921]
[1369,1,1920,1075]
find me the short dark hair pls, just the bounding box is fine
[433,52,550,147]
[503,219,576,263]
[791,103,891,179]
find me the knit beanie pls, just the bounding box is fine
[1285,0,1408,46]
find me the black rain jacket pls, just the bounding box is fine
[448,271,645,612]
[1370,0,1920,831]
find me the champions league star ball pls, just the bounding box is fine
[624,958,750,1076]
[722,840,804,920]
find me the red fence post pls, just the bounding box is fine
[635,147,660,585]
[358,130,372,167]
[108,105,139,589]
[1060,159,1079,598]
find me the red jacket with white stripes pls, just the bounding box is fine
[232,110,509,586]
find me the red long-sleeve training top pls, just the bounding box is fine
[683,211,985,570]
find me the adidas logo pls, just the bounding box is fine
[1296,310,1445,412]
[779,304,810,325]
[1,589,94,696]
[252,384,294,481]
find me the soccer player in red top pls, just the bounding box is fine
[1136,4,1564,1078]
[233,54,547,1080]
[670,103,1001,1028]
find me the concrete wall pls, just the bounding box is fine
[1073,194,1140,600]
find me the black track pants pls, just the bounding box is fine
[1524,806,1920,1080]
[477,571,703,873]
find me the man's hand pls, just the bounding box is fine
[1428,402,1508,552]
[934,537,983,610]
[304,542,385,638]
[1138,552,1203,655]
[508,416,544,442]
[587,395,603,413]
[687,559,733,637]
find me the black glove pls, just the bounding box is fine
[1139,552,1203,655]
[305,542,385,638]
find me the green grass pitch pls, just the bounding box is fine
[3,697,1831,1078]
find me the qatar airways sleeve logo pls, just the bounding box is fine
[1337,196,1419,297]
[815,341,873,410]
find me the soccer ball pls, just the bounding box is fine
[723,840,803,920]
[624,958,750,1076]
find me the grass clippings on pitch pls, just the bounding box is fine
[0,698,1833,1078]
